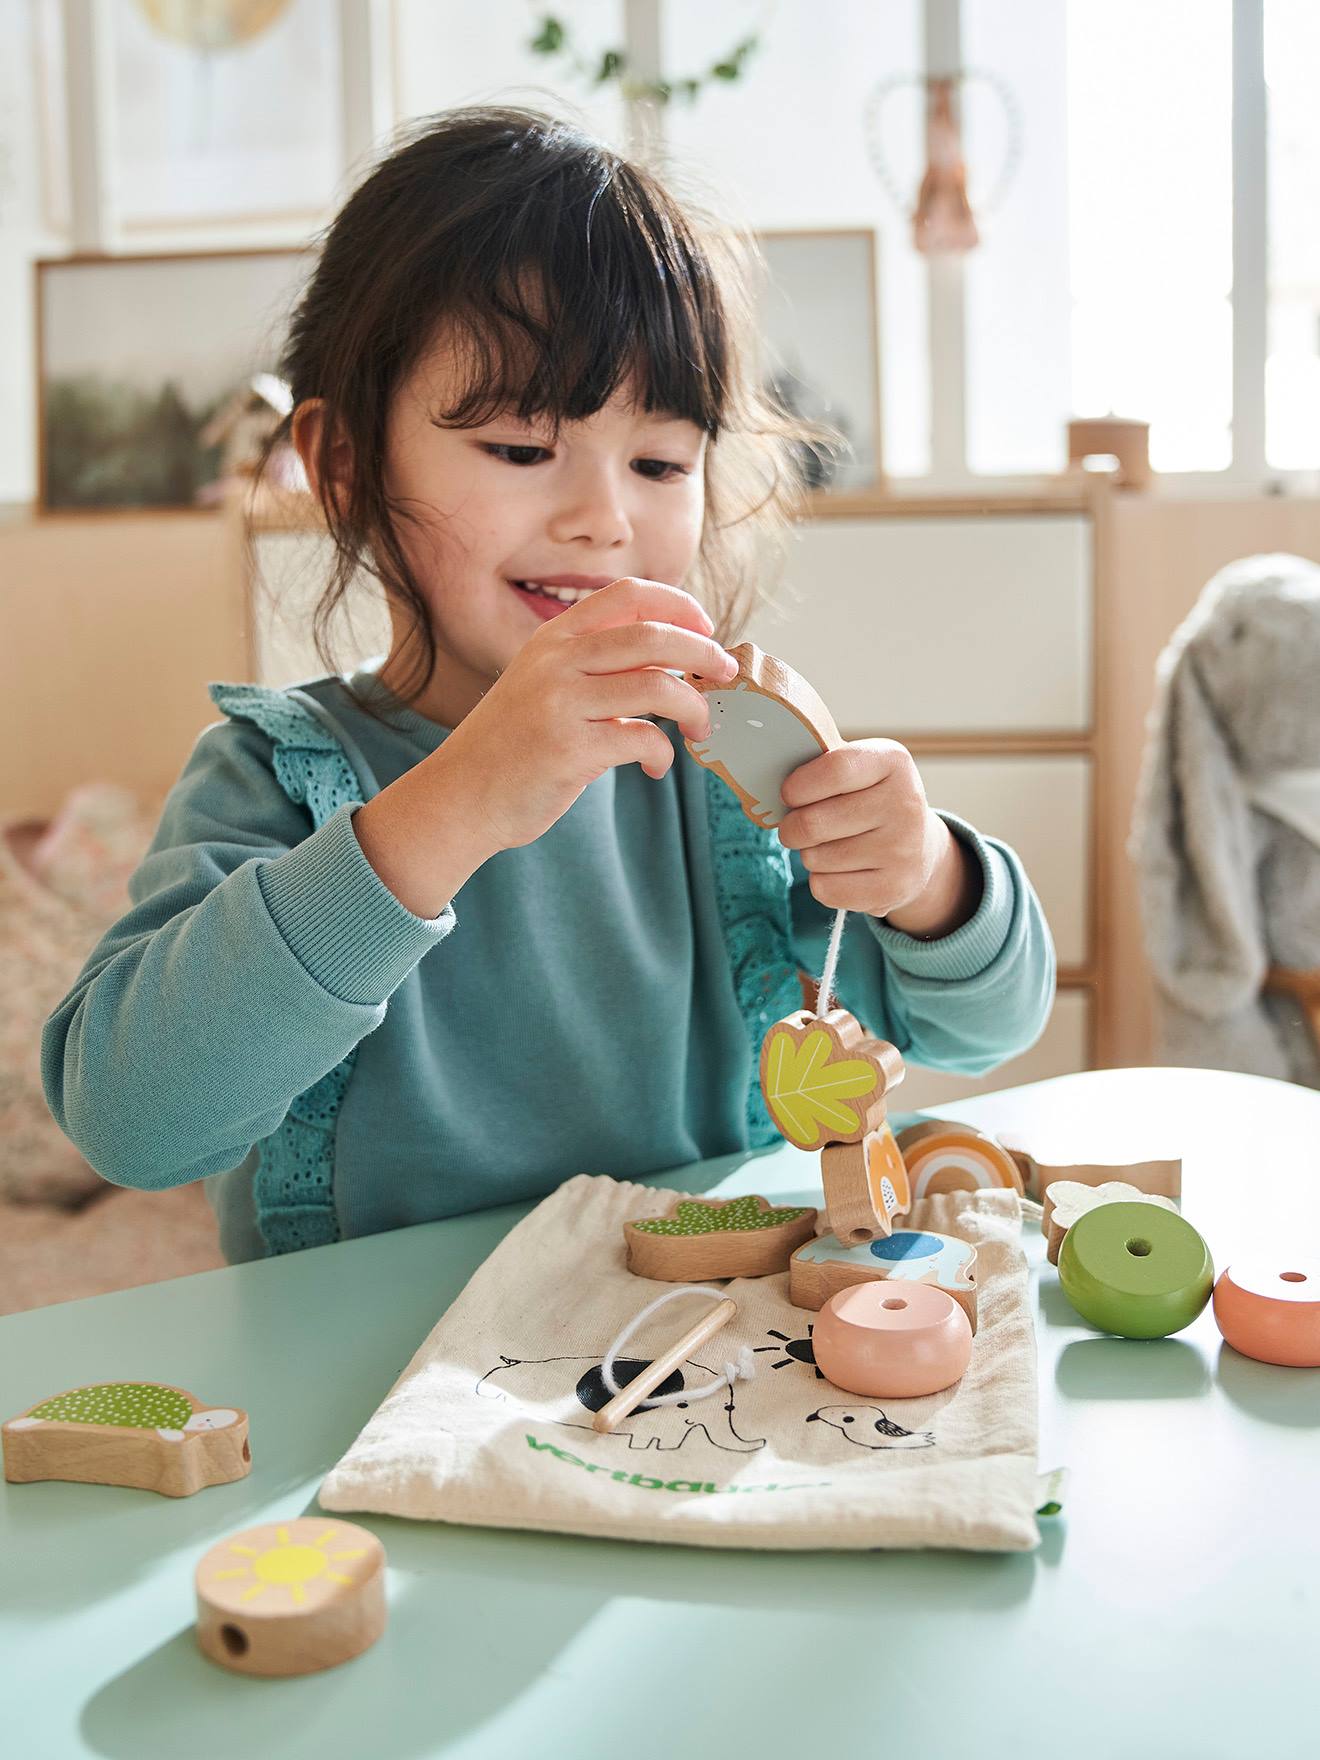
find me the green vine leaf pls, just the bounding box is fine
[531,17,564,54]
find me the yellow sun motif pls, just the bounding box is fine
[209,1524,367,1606]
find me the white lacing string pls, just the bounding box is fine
[600,1285,757,1409]
[815,906,849,1017]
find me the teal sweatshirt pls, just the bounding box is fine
[42,662,1056,1262]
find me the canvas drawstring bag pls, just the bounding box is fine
[321,1172,1042,1551]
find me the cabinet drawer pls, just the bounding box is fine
[750,515,1092,734]
[893,988,1092,1114]
[917,754,1090,967]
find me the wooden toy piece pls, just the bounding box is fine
[1041,1179,1179,1266]
[821,1120,912,1243]
[683,640,842,828]
[2,1382,249,1498]
[624,1194,818,1282]
[1213,1259,1320,1367]
[1000,1136,1182,1206]
[593,1296,739,1434]
[1058,1203,1214,1339]
[760,1007,905,1152]
[789,1227,978,1332]
[812,1282,973,1399]
[1066,415,1151,489]
[896,1119,1024,1199]
[196,1517,386,1676]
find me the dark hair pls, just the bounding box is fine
[256,104,843,706]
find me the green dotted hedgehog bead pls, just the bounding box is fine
[633,1197,811,1236]
[28,1383,194,1431]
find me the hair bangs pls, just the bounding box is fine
[425,162,727,441]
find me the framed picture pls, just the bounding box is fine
[755,228,884,495]
[35,248,311,512]
[32,0,344,242]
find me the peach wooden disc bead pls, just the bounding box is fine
[1213,1259,1320,1367]
[812,1281,973,1399]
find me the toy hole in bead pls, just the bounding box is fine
[219,1624,249,1658]
[882,1299,906,1310]
[1281,1271,1307,1282]
[1126,1238,1153,1258]
[847,1227,872,1244]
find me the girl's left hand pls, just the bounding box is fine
[776,739,982,939]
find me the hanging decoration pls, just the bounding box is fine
[134,0,294,52]
[864,69,1022,257]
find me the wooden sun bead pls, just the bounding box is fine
[1213,1260,1320,1367]
[196,1517,386,1677]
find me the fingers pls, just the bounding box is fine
[585,669,713,743]
[793,827,892,873]
[563,576,716,638]
[804,870,895,913]
[777,778,893,851]
[575,618,737,685]
[594,719,677,781]
[780,740,906,810]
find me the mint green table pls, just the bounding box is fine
[4,1069,1318,1759]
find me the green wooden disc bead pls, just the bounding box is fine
[1058,1202,1214,1338]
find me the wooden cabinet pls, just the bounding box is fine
[754,511,1092,734]
[748,488,1106,1102]
[914,754,1091,969]
[0,510,247,819]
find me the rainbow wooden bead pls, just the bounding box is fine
[811,1281,973,1399]
[1057,1202,1214,1339]
[1213,1260,1320,1367]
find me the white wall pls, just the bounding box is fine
[0,2,59,503]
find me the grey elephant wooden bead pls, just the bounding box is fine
[684,642,842,828]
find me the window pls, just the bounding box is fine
[1265,0,1320,471]
[1067,0,1233,473]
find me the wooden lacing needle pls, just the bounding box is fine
[592,1297,738,1434]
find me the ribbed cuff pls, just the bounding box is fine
[864,811,1015,982]
[257,802,456,1006]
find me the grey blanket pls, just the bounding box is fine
[1130,552,1320,1086]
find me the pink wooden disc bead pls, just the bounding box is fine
[812,1281,973,1399]
[1213,1260,1320,1367]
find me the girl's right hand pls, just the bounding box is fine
[435,576,738,857]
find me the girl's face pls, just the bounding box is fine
[377,330,709,727]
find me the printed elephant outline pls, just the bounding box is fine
[476,1353,767,1453]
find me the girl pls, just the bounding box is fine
[42,107,1054,1263]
